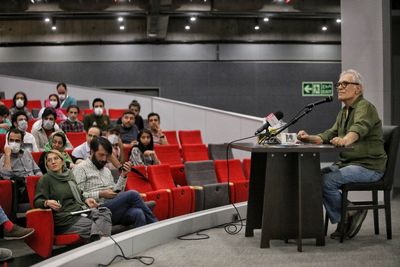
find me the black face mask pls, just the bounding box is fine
[91,154,107,170]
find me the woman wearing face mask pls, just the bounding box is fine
[9,91,33,120]
[38,94,67,121]
[31,107,73,151]
[34,150,112,242]
[8,111,39,152]
[129,129,160,166]
[38,132,75,174]
[105,127,125,170]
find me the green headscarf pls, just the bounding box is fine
[45,150,87,209]
[44,131,73,164]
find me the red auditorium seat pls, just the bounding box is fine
[2,99,13,109]
[108,109,127,120]
[147,165,195,217]
[66,132,86,147]
[154,144,187,186]
[0,180,15,219]
[126,166,172,220]
[83,108,94,116]
[25,176,82,259]
[163,130,179,145]
[123,144,133,161]
[214,159,249,203]
[242,158,251,179]
[31,152,42,165]
[178,130,203,145]
[26,100,42,111]
[27,119,37,132]
[181,144,209,162]
[0,134,6,154]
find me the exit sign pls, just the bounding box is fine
[302,82,334,96]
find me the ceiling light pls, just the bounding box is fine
[118,17,124,22]
[336,18,341,23]
[254,25,260,30]
[119,25,125,30]
[185,25,191,30]
[263,17,269,22]
[51,25,57,31]
[31,0,35,3]
[190,16,197,22]
[44,17,50,23]
[322,26,328,31]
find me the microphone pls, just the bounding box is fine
[255,111,284,135]
[306,96,333,108]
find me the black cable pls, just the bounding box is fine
[224,135,256,235]
[177,231,210,240]
[98,235,155,267]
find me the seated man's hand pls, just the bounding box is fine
[297,130,309,142]
[99,189,118,199]
[3,146,12,156]
[330,137,346,147]
[85,198,98,208]
[46,200,62,211]
[120,161,132,177]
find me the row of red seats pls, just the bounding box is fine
[2,99,42,111]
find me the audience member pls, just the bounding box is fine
[31,107,72,151]
[106,127,125,170]
[83,98,110,132]
[73,137,157,228]
[116,111,139,145]
[9,111,39,152]
[0,105,12,134]
[38,132,74,174]
[0,128,42,203]
[59,105,84,133]
[38,94,67,121]
[129,100,144,131]
[72,126,101,161]
[0,206,35,262]
[9,91,33,120]
[56,83,77,109]
[147,112,168,145]
[34,150,112,241]
[130,129,160,166]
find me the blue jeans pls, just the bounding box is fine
[0,207,9,225]
[102,191,157,228]
[322,165,384,224]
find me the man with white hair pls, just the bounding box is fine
[297,69,387,240]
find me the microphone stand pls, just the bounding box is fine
[262,106,315,145]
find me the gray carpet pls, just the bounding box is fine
[111,196,400,267]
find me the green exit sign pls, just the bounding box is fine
[302,82,334,96]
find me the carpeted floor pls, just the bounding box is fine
[111,196,400,267]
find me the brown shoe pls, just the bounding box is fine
[4,225,35,240]
[347,209,368,239]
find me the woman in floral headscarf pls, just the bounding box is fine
[38,131,74,174]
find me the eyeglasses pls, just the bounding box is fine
[335,81,360,89]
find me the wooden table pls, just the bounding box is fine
[232,143,349,252]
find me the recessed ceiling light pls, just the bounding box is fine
[118,17,124,22]
[254,25,260,30]
[119,25,125,30]
[263,17,269,22]
[336,18,341,23]
[51,25,57,31]
[322,26,328,31]
[44,17,50,23]
[185,25,191,30]
[190,16,197,22]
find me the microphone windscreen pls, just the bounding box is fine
[274,111,284,120]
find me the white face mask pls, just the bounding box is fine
[42,119,54,130]
[58,94,66,101]
[49,100,58,108]
[68,116,76,122]
[17,120,28,132]
[16,99,24,108]
[8,142,21,154]
[107,134,119,145]
[94,107,103,116]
